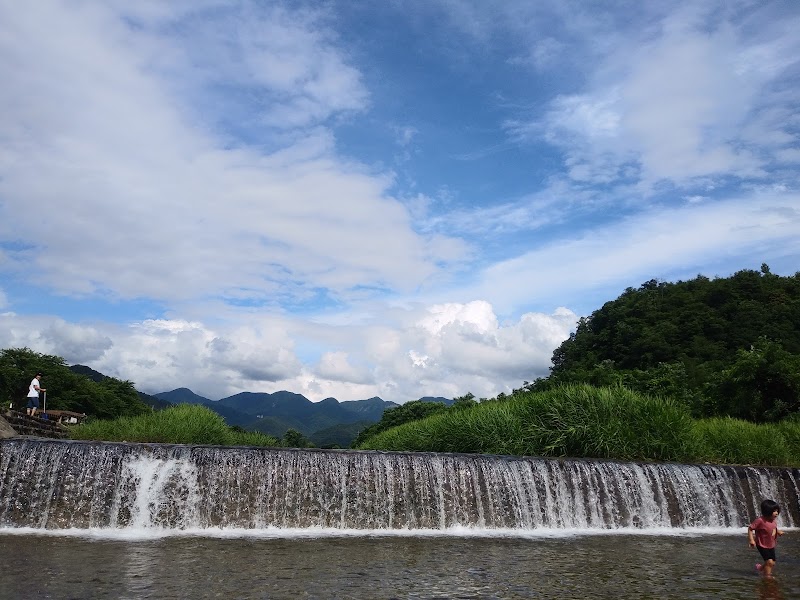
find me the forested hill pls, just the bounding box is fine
[0,348,151,419]
[530,266,800,422]
[69,364,171,410]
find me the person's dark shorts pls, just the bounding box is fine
[757,545,777,562]
[26,396,39,409]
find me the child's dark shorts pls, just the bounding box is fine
[756,545,777,562]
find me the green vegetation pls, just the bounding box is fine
[0,348,149,419]
[525,268,800,422]
[357,269,800,466]
[9,267,800,461]
[282,428,311,448]
[310,420,372,448]
[69,404,279,446]
[351,399,449,447]
[692,417,791,466]
[357,384,800,467]
[357,385,695,461]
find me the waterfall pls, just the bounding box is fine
[1,439,798,532]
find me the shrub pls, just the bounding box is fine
[519,384,696,462]
[359,384,696,462]
[70,404,278,446]
[693,417,791,466]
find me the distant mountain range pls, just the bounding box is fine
[155,388,453,447]
[153,387,396,438]
[152,388,452,448]
[68,364,452,447]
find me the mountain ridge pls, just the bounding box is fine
[153,387,444,445]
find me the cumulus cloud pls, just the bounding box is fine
[0,315,111,365]
[1,1,797,409]
[0,1,465,307]
[40,322,113,364]
[410,301,575,382]
[206,328,304,383]
[0,302,576,402]
[316,351,374,385]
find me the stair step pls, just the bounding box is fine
[2,411,69,439]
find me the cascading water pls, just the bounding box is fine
[1,439,798,532]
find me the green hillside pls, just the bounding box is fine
[69,365,171,410]
[1,348,149,419]
[356,267,800,466]
[310,420,373,448]
[525,267,800,422]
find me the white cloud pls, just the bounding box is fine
[316,351,373,385]
[465,190,800,314]
[0,1,797,410]
[0,2,465,307]
[0,302,576,402]
[410,301,575,382]
[40,321,113,364]
[684,196,707,206]
[393,126,418,147]
[508,3,800,189]
[0,315,112,365]
[776,148,800,165]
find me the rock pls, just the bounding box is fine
[0,415,18,439]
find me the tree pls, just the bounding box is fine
[535,269,800,420]
[707,338,800,422]
[452,392,476,410]
[351,400,448,447]
[0,347,149,418]
[283,428,311,448]
[0,347,68,408]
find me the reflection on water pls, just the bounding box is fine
[0,532,798,599]
[120,542,158,599]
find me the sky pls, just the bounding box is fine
[1,0,799,403]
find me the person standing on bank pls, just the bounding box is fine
[26,372,46,417]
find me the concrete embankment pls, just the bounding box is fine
[1,411,67,439]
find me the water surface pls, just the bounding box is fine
[1,531,797,599]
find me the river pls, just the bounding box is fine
[1,530,797,599]
[2,439,798,598]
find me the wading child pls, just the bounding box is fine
[748,499,784,578]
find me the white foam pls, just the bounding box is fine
[0,524,773,542]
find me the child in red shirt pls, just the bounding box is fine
[748,499,784,578]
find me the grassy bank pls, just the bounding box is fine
[69,404,279,446]
[357,384,800,467]
[693,417,800,466]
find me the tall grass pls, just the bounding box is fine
[776,416,800,459]
[359,401,531,455]
[359,384,696,462]
[692,417,790,466]
[358,384,800,467]
[519,385,696,461]
[69,404,279,446]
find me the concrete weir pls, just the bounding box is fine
[0,439,798,532]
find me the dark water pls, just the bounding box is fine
[1,532,798,599]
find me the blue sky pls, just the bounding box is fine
[1,0,798,402]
